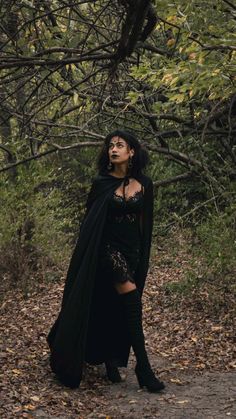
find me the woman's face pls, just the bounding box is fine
[108,136,134,165]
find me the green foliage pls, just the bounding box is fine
[0,144,98,292]
[163,203,236,307]
[0,0,235,301]
[193,203,236,277]
[164,272,201,295]
[0,162,74,289]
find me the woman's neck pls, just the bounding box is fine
[110,163,129,178]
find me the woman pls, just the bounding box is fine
[47,129,165,393]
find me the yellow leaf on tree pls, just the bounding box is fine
[189,53,197,60]
[73,92,79,105]
[167,39,175,47]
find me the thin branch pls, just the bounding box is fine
[0,53,115,70]
[0,143,14,159]
[202,44,236,51]
[0,134,205,174]
[153,171,194,187]
[222,0,236,10]
[0,141,103,173]
[51,141,103,150]
[145,143,204,169]
[33,41,118,57]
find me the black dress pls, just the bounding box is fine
[47,174,153,387]
[98,188,144,284]
[85,186,144,365]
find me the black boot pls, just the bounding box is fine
[105,361,122,383]
[120,289,165,393]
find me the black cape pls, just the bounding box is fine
[47,173,153,387]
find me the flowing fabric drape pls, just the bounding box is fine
[47,174,153,387]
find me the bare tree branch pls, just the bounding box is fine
[222,0,236,10]
[0,141,103,173]
[0,143,14,160]
[0,53,115,70]
[153,171,194,187]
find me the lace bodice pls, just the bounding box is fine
[99,186,144,284]
[105,190,143,223]
[113,189,143,202]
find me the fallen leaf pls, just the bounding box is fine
[23,404,36,411]
[170,378,183,385]
[211,326,223,331]
[30,395,40,402]
[12,369,22,375]
[176,400,189,404]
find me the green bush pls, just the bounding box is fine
[0,163,75,292]
[193,203,236,278]
[163,203,236,315]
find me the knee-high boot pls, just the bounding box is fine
[120,289,165,393]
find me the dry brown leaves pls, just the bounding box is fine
[144,237,235,374]
[0,235,235,418]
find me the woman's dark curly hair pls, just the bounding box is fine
[97,129,149,176]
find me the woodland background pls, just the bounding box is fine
[0,0,235,314]
[0,1,236,417]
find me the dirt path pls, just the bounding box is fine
[1,242,235,418]
[29,361,236,419]
[85,363,236,418]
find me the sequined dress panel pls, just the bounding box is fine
[98,189,144,283]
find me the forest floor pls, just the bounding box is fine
[1,233,235,419]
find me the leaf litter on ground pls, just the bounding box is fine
[0,233,235,418]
